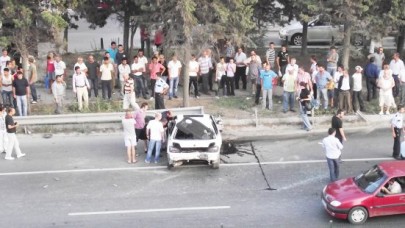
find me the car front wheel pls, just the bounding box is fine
[348,206,368,225]
[291,34,303,46]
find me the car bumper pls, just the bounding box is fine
[322,197,349,220]
[168,152,220,163]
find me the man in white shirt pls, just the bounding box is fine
[382,179,402,195]
[118,58,131,96]
[73,57,88,73]
[72,66,90,111]
[0,49,11,74]
[390,53,405,98]
[100,57,114,100]
[352,66,364,112]
[131,56,147,99]
[154,74,169,110]
[189,54,200,98]
[391,106,405,159]
[145,112,165,164]
[54,55,67,79]
[234,47,247,90]
[322,128,343,182]
[167,55,182,100]
[137,49,149,95]
[285,57,299,77]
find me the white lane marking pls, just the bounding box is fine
[277,175,325,191]
[68,206,231,216]
[0,157,394,176]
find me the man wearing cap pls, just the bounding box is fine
[72,66,90,111]
[352,66,365,112]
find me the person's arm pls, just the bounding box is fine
[392,124,397,138]
[25,82,30,96]
[339,127,346,141]
[85,76,90,89]
[161,64,166,76]
[72,75,77,93]
[12,83,16,98]
[276,55,280,69]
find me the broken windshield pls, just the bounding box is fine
[174,117,215,140]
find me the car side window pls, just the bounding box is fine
[381,177,404,195]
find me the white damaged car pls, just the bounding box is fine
[166,114,222,169]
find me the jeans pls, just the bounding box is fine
[262,89,273,110]
[393,127,401,158]
[400,83,405,106]
[316,87,328,109]
[201,73,209,94]
[189,76,199,97]
[16,95,27,116]
[366,77,377,101]
[326,157,339,182]
[2,91,13,107]
[352,90,364,112]
[89,78,99,98]
[327,67,337,77]
[226,77,235,96]
[220,75,227,96]
[146,139,162,162]
[393,74,400,97]
[134,76,147,98]
[300,103,312,130]
[169,77,179,98]
[101,80,112,99]
[235,66,247,89]
[282,91,295,112]
[30,84,38,102]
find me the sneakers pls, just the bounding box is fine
[144,159,150,164]
[31,101,37,104]
[17,153,26,158]
[149,97,154,100]
[386,111,390,115]
[196,96,200,99]
[154,160,159,164]
[379,111,383,115]
[5,156,14,160]
[174,95,178,99]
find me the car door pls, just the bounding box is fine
[307,19,332,43]
[371,178,405,217]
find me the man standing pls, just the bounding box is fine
[27,56,38,104]
[1,68,13,107]
[116,44,127,90]
[12,71,29,116]
[4,107,25,160]
[265,42,276,69]
[391,106,405,160]
[85,55,100,98]
[72,66,90,111]
[234,47,247,90]
[326,46,339,76]
[352,66,365,112]
[52,75,66,114]
[167,55,182,100]
[122,110,137,164]
[100,57,114,100]
[107,41,118,64]
[122,73,139,111]
[131,56,147,99]
[364,57,379,101]
[149,56,166,99]
[0,105,6,153]
[145,112,165,164]
[118,57,131,97]
[331,109,347,144]
[0,49,10,74]
[247,55,261,96]
[282,68,297,113]
[54,54,66,81]
[322,128,343,182]
[368,47,385,70]
[137,49,149,95]
[198,50,213,95]
[315,64,332,110]
[276,45,289,76]
[224,40,235,63]
[189,54,200,98]
[154,74,169,110]
[134,102,148,154]
[390,53,404,98]
[260,63,278,110]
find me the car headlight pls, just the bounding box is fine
[169,146,180,153]
[330,200,341,207]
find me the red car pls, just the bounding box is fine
[322,161,405,225]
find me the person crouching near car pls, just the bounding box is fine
[297,82,312,131]
[122,110,137,164]
[322,128,343,182]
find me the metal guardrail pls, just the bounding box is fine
[14,106,205,126]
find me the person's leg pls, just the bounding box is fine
[268,89,273,110]
[154,140,162,163]
[7,92,13,107]
[358,90,365,111]
[234,67,240,90]
[126,143,132,163]
[16,96,22,116]
[322,88,328,109]
[94,78,99,98]
[372,79,377,99]
[208,70,213,91]
[316,87,321,108]
[352,91,358,112]
[107,80,112,99]
[77,87,83,111]
[4,133,14,159]
[262,89,268,110]
[101,81,106,99]
[347,92,353,113]
[201,73,209,94]
[169,78,174,98]
[30,84,37,102]
[333,159,339,180]
[131,145,136,162]
[192,77,199,97]
[289,92,295,111]
[145,140,156,163]
[1,91,7,107]
[229,77,235,95]
[241,67,247,90]
[393,129,401,158]
[326,158,335,182]
[282,91,288,112]
[366,77,372,101]
[174,77,179,97]
[83,88,89,109]
[255,84,261,105]
[150,79,156,98]
[21,96,27,116]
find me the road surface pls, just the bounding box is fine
[1,128,404,227]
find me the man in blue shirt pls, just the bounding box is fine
[315,64,332,109]
[260,63,278,110]
[107,41,117,63]
[364,57,379,101]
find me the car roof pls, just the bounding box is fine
[378,161,405,177]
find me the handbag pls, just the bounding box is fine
[304,101,313,111]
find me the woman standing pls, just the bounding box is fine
[378,63,396,115]
[298,82,312,131]
[216,57,227,97]
[45,52,55,92]
[225,58,236,96]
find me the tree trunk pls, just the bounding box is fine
[397,25,405,54]
[129,22,138,59]
[301,21,308,56]
[123,9,130,52]
[342,22,352,70]
[183,42,191,107]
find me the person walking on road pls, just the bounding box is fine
[391,106,405,160]
[298,82,312,131]
[4,107,25,160]
[122,110,137,164]
[145,112,165,164]
[322,128,343,182]
[0,105,7,153]
[331,109,347,144]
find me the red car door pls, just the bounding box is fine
[372,192,405,217]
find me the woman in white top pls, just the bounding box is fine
[378,64,396,115]
[0,68,13,107]
[225,58,236,96]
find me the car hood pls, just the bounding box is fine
[324,177,369,202]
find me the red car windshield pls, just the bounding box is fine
[354,165,388,194]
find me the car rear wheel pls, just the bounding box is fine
[291,34,303,46]
[348,206,368,225]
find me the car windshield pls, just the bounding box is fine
[354,165,387,194]
[174,117,215,140]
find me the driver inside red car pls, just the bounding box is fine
[381,179,402,195]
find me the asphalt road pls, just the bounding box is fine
[1,128,404,227]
